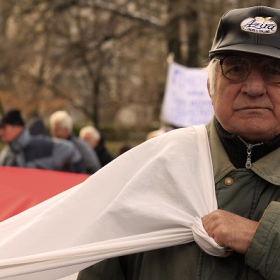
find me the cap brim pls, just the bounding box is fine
[209,44,280,59]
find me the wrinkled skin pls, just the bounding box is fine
[202,210,259,257]
[209,54,280,143]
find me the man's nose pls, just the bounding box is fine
[241,68,267,96]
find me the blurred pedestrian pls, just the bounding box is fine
[49,111,101,174]
[0,109,83,172]
[79,125,114,167]
[26,114,48,136]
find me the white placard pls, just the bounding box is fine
[160,62,214,127]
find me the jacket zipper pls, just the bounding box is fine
[237,136,264,169]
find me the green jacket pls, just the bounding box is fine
[78,120,280,280]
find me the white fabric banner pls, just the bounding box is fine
[160,62,214,127]
[0,125,225,280]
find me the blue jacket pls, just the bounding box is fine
[0,129,83,173]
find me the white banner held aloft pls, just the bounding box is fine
[160,62,214,127]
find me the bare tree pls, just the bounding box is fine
[0,0,279,131]
[1,0,166,128]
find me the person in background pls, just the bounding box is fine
[78,6,280,280]
[79,125,114,167]
[26,113,48,136]
[49,110,101,174]
[0,109,83,173]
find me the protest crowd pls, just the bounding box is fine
[0,109,114,174]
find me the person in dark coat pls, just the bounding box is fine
[49,111,101,174]
[79,125,114,167]
[26,116,48,136]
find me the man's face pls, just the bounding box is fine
[80,132,98,148]
[209,53,280,142]
[50,124,69,139]
[0,124,23,143]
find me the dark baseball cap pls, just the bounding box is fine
[0,109,25,127]
[210,6,280,59]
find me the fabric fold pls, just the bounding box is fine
[0,125,225,280]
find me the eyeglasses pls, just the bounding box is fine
[214,55,280,84]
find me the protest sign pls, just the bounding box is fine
[161,62,214,127]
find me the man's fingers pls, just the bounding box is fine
[201,210,259,254]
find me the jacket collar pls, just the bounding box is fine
[9,129,31,153]
[206,118,280,186]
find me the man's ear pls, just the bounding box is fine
[207,78,212,98]
[207,78,214,106]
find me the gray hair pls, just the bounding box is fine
[49,110,73,131]
[207,59,219,96]
[79,125,100,141]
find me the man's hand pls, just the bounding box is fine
[201,210,259,255]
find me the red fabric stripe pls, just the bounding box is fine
[0,167,89,221]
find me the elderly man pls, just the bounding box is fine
[0,109,83,172]
[49,110,101,174]
[79,125,114,167]
[77,6,280,280]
